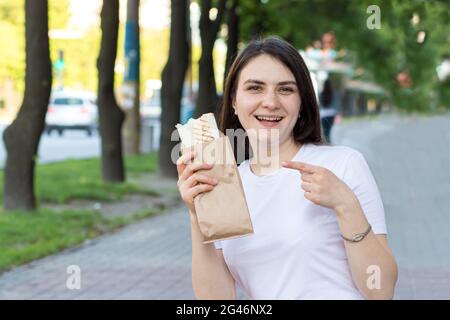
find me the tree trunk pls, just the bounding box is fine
[224,0,239,87]
[195,0,227,118]
[197,41,218,117]
[2,0,52,211]
[97,0,126,182]
[158,0,190,178]
[122,0,141,155]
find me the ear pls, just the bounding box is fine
[232,97,237,114]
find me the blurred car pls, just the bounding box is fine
[140,96,194,123]
[45,90,98,136]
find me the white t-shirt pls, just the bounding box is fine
[214,143,387,300]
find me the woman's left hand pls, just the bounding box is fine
[282,160,358,213]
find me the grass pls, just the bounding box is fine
[0,152,165,273]
[0,152,159,204]
[0,207,161,273]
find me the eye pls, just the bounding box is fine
[247,85,262,92]
[279,87,295,94]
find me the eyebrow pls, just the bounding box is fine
[243,79,297,86]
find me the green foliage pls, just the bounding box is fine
[50,31,101,91]
[437,76,450,109]
[48,0,70,29]
[0,0,71,92]
[139,28,170,92]
[0,0,25,93]
[238,0,449,112]
[0,0,24,24]
[0,0,170,98]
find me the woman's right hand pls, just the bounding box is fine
[176,148,218,214]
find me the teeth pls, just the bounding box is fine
[256,115,283,121]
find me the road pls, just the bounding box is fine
[0,125,100,169]
[0,119,161,169]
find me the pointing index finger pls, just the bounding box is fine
[281,161,317,173]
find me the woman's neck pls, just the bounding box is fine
[249,137,302,176]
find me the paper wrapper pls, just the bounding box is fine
[191,133,254,243]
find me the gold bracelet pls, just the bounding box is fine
[341,224,372,243]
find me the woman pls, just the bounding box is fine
[176,37,397,300]
[319,77,338,144]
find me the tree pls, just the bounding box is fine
[122,0,141,155]
[2,0,52,210]
[238,0,449,112]
[0,0,71,95]
[223,0,239,86]
[158,0,190,178]
[97,0,126,182]
[194,0,227,117]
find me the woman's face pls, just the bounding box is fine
[233,54,301,146]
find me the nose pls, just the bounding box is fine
[261,90,280,110]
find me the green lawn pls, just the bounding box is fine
[0,152,163,273]
[0,209,120,273]
[0,152,159,204]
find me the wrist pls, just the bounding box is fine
[333,194,361,219]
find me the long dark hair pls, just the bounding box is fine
[320,78,333,108]
[219,36,324,163]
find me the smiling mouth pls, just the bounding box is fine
[254,115,284,127]
[255,115,284,121]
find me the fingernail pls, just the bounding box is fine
[212,178,218,184]
[281,161,287,166]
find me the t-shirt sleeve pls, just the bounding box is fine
[341,150,387,235]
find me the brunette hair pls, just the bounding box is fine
[320,78,334,107]
[219,36,324,162]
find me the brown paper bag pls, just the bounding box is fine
[192,134,254,244]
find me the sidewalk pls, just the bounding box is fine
[1,112,450,299]
[0,204,195,299]
[333,113,450,299]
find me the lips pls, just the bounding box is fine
[254,115,284,128]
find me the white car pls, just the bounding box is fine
[45,90,98,136]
